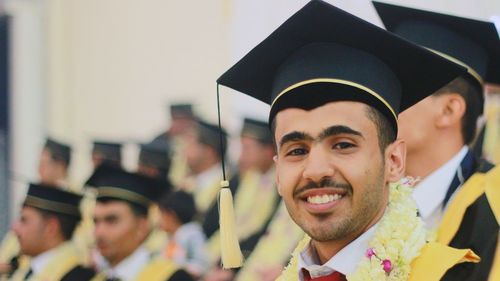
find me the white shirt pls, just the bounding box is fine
[412,146,468,230]
[169,222,209,275]
[194,164,222,191]
[30,242,71,275]
[297,224,378,279]
[106,246,150,281]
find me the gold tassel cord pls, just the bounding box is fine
[219,180,243,268]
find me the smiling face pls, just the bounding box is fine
[273,101,400,244]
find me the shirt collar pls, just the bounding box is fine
[297,223,378,278]
[30,242,71,274]
[109,246,149,280]
[412,146,468,225]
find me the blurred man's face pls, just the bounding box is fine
[183,129,208,174]
[12,207,49,257]
[169,117,194,137]
[238,136,262,173]
[38,149,59,184]
[93,201,149,266]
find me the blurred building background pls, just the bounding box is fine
[0,0,499,238]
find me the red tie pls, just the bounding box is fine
[302,268,347,281]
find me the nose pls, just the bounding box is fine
[302,145,334,183]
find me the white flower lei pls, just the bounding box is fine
[277,178,427,281]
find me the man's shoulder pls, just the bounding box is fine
[409,242,479,281]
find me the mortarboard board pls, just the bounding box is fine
[92,141,122,164]
[216,0,467,133]
[138,138,171,171]
[241,117,273,145]
[24,183,82,218]
[170,103,195,119]
[89,165,158,209]
[373,1,500,99]
[44,138,71,166]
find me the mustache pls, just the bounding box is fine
[294,178,352,197]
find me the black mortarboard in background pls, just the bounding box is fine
[197,119,228,158]
[92,141,122,165]
[24,183,82,218]
[44,138,71,166]
[170,103,195,119]
[241,117,273,145]
[89,165,158,209]
[138,138,171,171]
[216,0,467,133]
[159,190,197,224]
[373,1,500,102]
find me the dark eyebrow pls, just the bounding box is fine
[318,125,364,141]
[279,131,313,149]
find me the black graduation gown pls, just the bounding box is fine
[442,158,498,281]
[61,266,95,281]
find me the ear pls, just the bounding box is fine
[44,216,60,237]
[273,155,282,196]
[385,138,406,183]
[435,93,466,129]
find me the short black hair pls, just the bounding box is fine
[96,197,149,218]
[270,105,396,154]
[159,191,196,224]
[37,208,81,240]
[433,76,482,145]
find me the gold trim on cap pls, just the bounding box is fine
[271,78,397,121]
[426,48,484,85]
[24,196,80,217]
[97,186,151,207]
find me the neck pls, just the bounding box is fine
[37,238,64,257]
[405,135,464,179]
[195,160,218,175]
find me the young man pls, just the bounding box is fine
[90,166,193,281]
[216,1,478,280]
[373,2,500,280]
[9,183,95,281]
[181,119,227,215]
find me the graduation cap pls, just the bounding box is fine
[44,138,71,166]
[170,103,195,119]
[138,138,171,171]
[24,183,82,218]
[159,190,197,224]
[214,0,467,268]
[241,117,273,145]
[217,0,467,132]
[373,1,500,96]
[89,165,158,209]
[197,119,228,157]
[92,141,122,164]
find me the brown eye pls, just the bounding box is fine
[333,142,355,150]
[287,148,308,156]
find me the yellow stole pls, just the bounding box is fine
[437,166,500,245]
[236,202,304,281]
[10,242,83,281]
[0,231,19,263]
[207,170,278,261]
[485,166,500,281]
[194,179,221,214]
[92,258,178,281]
[409,242,479,281]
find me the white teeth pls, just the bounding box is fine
[307,194,342,204]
